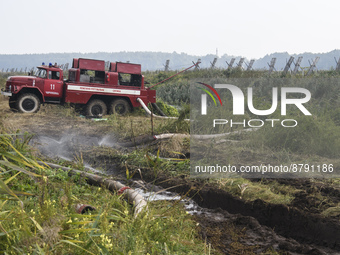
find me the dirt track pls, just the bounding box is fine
[1,106,340,255]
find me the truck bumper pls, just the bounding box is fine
[1,89,12,97]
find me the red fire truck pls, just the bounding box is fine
[1,58,156,116]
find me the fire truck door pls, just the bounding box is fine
[44,70,63,98]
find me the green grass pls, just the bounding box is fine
[213,178,298,204]
[248,114,340,158]
[0,129,212,255]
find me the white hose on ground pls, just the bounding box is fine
[153,128,258,140]
[38,161,147,217]
[137,98,189,121]
[191,128,259,140]
[154,133,189,140]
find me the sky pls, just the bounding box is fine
[0,0,339,59]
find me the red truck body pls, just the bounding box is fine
[1,58,156,116]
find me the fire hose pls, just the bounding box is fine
[38,161,147,217]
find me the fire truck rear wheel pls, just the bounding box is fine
[110,99,131,115]
[86,99,107,117]
[16,94,41,113]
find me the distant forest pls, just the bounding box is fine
[1,50,340,71]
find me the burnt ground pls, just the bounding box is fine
[139,172,340,255]
[1,106,340,255]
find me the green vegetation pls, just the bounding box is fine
[213,178,297,204]
[0,73,9,90]
[154,99,179,117]
[0,129,211,254]
[249,115,340,158]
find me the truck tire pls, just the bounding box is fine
[86,99,107,117]
[16,94,40,113]
[9,97,17,110]
[9,101,16,109]
[110,99,131,115]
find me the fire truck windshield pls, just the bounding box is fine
[34,68,47,78]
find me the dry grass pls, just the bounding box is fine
[157,136,189,159]
[0,95,187,142]
[321,206,340,217]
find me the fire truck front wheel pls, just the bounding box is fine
[9,97,17,110]
[86,99,107,117]
[16,93,41,113]
[110,99,131,115]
